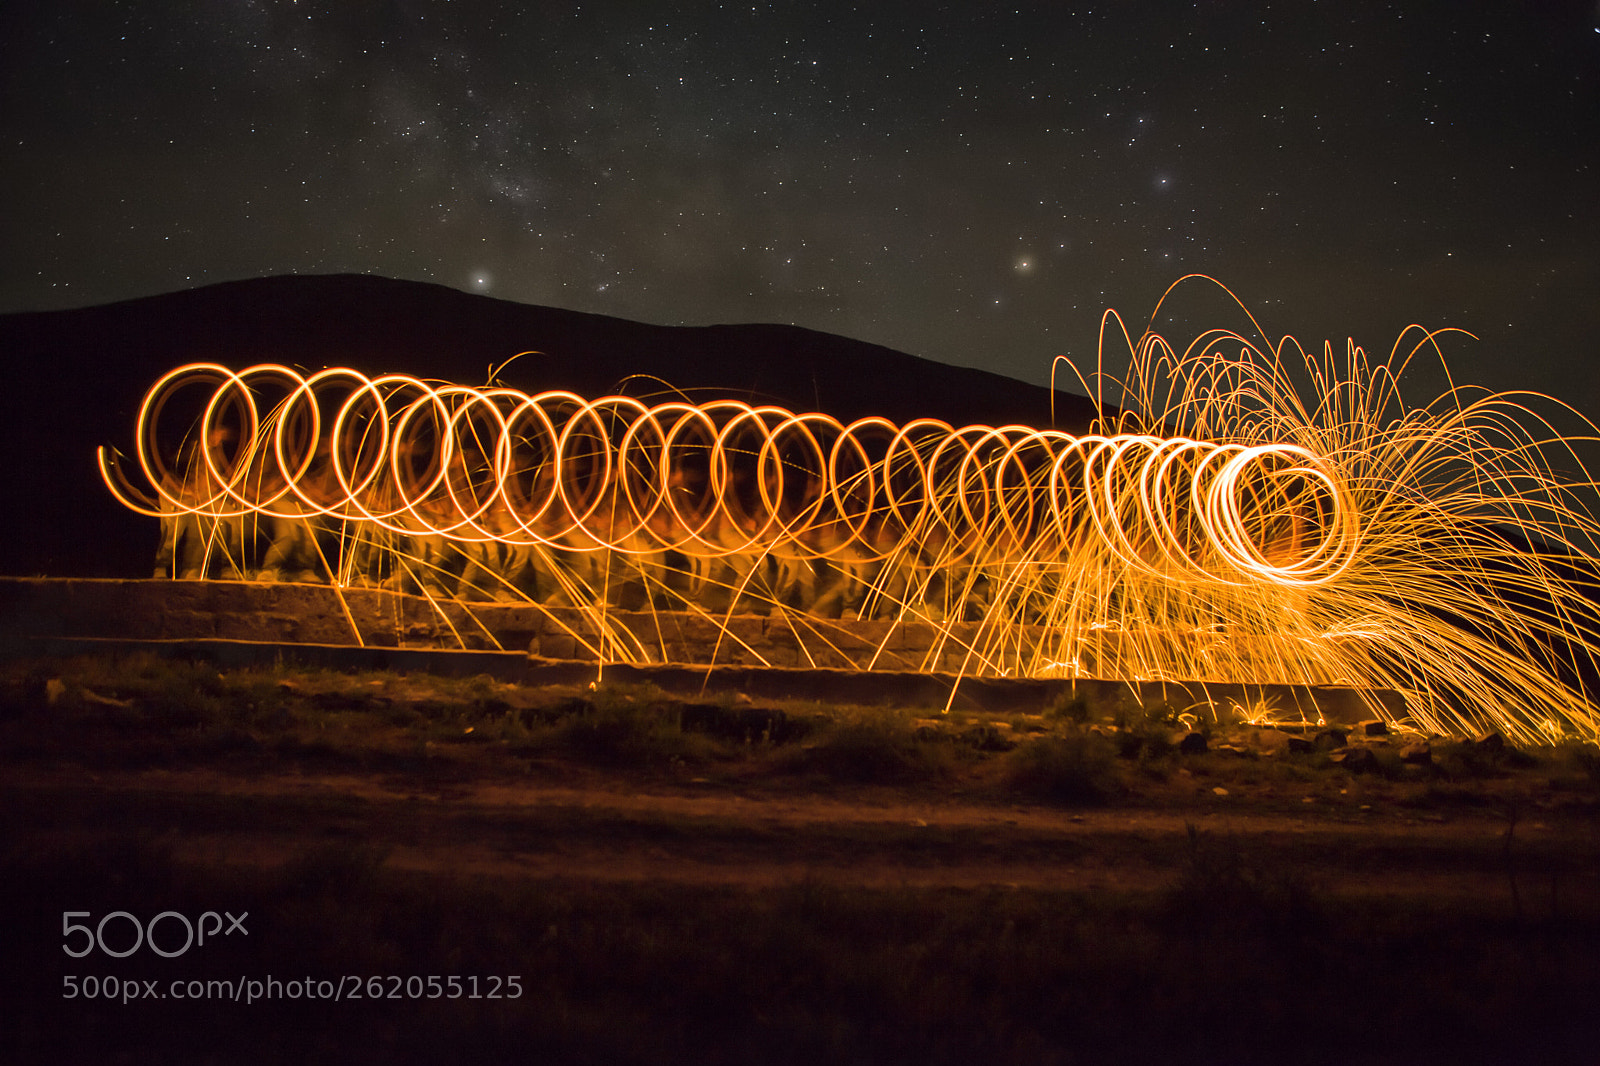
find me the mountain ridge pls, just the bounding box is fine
[0,273,1103,577]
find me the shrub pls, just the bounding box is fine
[544,699,716,770]
[1045,693,1091,725]
[1002,732,1117,805]
[777,712,952,784]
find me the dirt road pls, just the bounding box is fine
[8,762,1596,911]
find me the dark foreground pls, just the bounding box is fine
[4,653,1600,1065]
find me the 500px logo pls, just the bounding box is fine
[63,911,248,959]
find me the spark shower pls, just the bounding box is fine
[98,279,1600,744]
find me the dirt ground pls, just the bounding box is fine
[6,653,1600,1065]
[4,657,1597,906]
[7,759,1598,907]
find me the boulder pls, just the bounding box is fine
[1399,741,1433,765]
[1251,728,1296,753]
[1472,731,1506,753]
[1329,746,1380,773]
[1313,728,1348,751]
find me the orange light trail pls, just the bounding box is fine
[97,362,1354,590]
[92,276,1600,745]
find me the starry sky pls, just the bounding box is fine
[2,1,1597,406]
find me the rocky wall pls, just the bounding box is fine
[0,577,1403,724]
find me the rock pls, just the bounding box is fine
[1211,786,1229,796]
[78,688,133,709]
[1252,728,1296,753]
[1286,736,1315,755]
[1313,728,1348,751]
[1473,731,1506,753]
[1357,718,1389,736]
[534,633,576,660]
[1399,741,1432,765]
[958,723,1018,752]
[1329,746,1380,773]
[1177,731,1209,755]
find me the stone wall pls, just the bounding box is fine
[0,577,960,667]
[0,577,1404,723]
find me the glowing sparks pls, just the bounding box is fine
[96,278,1600,744]
[96,363,1352,592]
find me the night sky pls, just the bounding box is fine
[3,1,1596,406]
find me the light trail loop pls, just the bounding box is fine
[99,363,1358,588]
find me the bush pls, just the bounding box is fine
[677,701,813,745]
[1046,693,1091,725]
[544,699,717,770]
[777,713,952,784]
[1002,732,1117,805]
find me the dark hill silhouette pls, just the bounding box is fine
[0,274,1104,577]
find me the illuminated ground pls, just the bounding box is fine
[5,654,1600,1063]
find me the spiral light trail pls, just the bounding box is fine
[92,275,1600,746]
[98,362,1354,591]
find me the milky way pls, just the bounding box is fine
[2,1,1595,401]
